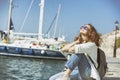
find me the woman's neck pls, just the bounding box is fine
[81,35,89,43]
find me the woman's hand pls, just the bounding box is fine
[61,45,69,52]
[68,46,75,53]
[61,41,78,53]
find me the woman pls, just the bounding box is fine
[49,24,102,80]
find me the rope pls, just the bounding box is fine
[45,14,57,35]
[19,0,34,32]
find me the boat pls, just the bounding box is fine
[0,0,67,60]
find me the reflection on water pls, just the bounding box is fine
[0,55,66,80]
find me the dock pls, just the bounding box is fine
[103,57,120,80]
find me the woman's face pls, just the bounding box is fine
[80,24,91,35]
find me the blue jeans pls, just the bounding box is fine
[65,53,91,80]
[49,53,92,80]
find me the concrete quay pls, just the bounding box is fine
[103,57,120,80]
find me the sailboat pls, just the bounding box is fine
[0,0,67,60]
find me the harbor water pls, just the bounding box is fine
[0,55,66,80]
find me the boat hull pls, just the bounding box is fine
[0,46,67,60]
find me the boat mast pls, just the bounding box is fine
[38,0,45,40]
[7,0,13,34]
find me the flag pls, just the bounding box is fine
[9,18,14,30]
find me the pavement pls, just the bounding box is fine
[103,57,120,80]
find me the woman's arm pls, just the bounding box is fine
[75,42,97,54]
[62,40,79,52]
[68,46,75,53]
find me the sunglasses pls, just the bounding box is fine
[80,26,88,30]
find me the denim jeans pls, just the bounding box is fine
[49,53,92,80]
[65,53,91,80]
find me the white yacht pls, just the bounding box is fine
[0,0,67,60]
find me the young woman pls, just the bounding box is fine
[49,24,102,80]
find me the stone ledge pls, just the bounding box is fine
[103,77,120,80]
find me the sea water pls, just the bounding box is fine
[0,55,66,80]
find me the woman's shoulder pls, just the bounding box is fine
[85,42,97,47]
[87,42,96,45]
[79,42,96,45]
[75,42,97,48]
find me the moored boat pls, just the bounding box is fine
[0,0,67,60]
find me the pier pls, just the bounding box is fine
[103,57,120,80]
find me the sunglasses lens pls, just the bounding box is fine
[83,26,88,30]
[80,26,88,30]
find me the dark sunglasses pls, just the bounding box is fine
[80,26,88,30]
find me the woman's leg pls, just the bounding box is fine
[63,54,81,80]
[76,54,91,80]
[49,54,92,80]
[65,54,80,71]
[65,53,91,80]
[49,54,79,80]
[49,54,78,80]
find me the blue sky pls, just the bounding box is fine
[0,0,120,41]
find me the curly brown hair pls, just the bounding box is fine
[74,24,102,47]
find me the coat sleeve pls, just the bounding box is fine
[75,42,98,68]
[75,42,97,54]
